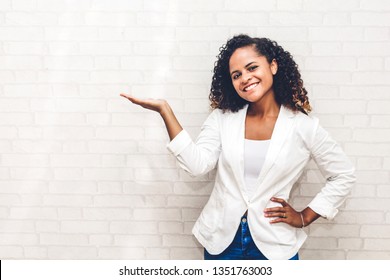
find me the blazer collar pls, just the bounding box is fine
[235,105,297,201]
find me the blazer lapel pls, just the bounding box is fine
[255,106,296,192]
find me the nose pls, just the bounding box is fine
[241,71,252,84]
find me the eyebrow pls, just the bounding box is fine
[230,61,256,76]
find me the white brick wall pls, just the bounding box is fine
[0,0,389,260]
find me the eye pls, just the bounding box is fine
[232,73,241,80]
[248,65,258,71]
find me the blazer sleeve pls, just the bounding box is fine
[307,119,356,220]
[166,109,221,177]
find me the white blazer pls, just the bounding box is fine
[167,105,355,259]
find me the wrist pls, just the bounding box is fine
[159,100,171,116]
[299,212,305,228]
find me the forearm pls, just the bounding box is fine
[159,101,183,141]
[301,207,321,227]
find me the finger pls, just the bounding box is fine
[264,206,284,213]
[120,93,132,98]
[271,197,288,207]
[269,217,286,224]
[264,212,287,218]
[120,94,144,105]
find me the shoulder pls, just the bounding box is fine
[286,107,320,130]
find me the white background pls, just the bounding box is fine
[0,0,389,259]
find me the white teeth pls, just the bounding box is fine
[244,83,258,91]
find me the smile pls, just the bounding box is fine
[243,83,259,92]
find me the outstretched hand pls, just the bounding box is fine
[120,93,167,113]
[264,197,304,228]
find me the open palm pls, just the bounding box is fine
[120,93,167,113]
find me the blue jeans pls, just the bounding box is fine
[204,214,299,260]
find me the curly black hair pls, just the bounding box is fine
[209,34,311,114]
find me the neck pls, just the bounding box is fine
[247,92,280,118]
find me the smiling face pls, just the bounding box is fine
[229,45,278,105]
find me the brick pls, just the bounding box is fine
[0,246,23,259]
[300,249,346,260]
[10,207,57,220]
[138,12,188,26]
[323,13,350,25]
[173,56,214,71]
[6,12,57,25]
[343,42,390,56]
[4,42,46,55]
[145,248,170,260]
[353,129,390,142]
[163,234,198,247]
[338,238,363,250]
[167,196,209,208]
[49,181,97,194]
[170,248,203,260]
[49,42,79,55]
[347,251,390,260]
[176,27,230,41]
[368,101,390,114]
[133,208,181,221]
[40,233,88,245]
[48,246,98,259]
[364,239,390,251]
[305,57,356,71]
[173,182,213,195]
[98,247,145,259]
[0,113,33,125]
[58,13,84,26]
[159,222,183,234]
[45,27,98,41]
[303,0,359,10]
[114,235,161,247]
[0,27,43,40]
[365,27,389,41]
[93,195,144,207]
[360,0,390,10]
[24,247,48,259]
[84,208,131,221]
[88,140,137,154]
[43,194,93,207]
[0,220,35,233]
[0,233,38,245]
[2,154,49,167]
[123,181,173,195]
[311,42,343,55]
[361,225,390,238]
[346,198,390,211]
[270,12,321,26]
[58,208,82,220]
[43,127,95,140]
[135,168,179,181]
[35,113,86,125]
[61,221,109,234]
[309,27,363,41]
[309,224,360,237]
[91,0,143,11]
[110,221,158,234]
[277,0,303,10]
[86,12,136,26]
[44,56,93,70]
[89,235,112,246]
[50,154,101,167]
[301,237,338,249]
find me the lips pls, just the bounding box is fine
[243,82,259,92]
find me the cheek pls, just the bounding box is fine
[231,80,240,92]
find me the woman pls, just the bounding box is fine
[120,34,355,260]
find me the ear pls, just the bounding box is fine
[271,59,278,75]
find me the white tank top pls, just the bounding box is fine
[244,139,271,199]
